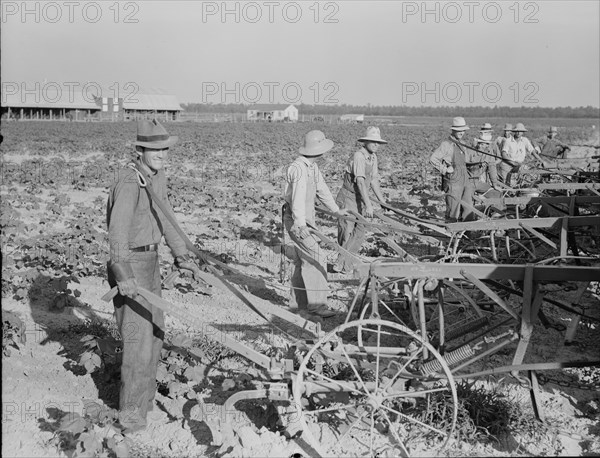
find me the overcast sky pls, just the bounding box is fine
[2,0,599,107]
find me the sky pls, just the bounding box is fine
[2,0,599,107]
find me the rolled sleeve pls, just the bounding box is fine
[286,162,307,227]
[350,151,367,181]
[316,169,339,213]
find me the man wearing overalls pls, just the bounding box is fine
[107,120,199,432]
[283,130,347,318]
[333,126,387,273]
[430,117,474,222]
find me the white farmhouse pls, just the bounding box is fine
[247,104,298,122]
[340,114,365,124]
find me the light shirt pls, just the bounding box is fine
[284,156,339,227]
[343,147,379,182]
[502,136,536,163]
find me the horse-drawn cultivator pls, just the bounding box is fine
[104,162,599,457]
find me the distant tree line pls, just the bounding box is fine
[181,103,599,119]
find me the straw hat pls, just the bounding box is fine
[512,123,528,132]
[479,122,493,132]
[548,126,558,133]
[358,126,388,144]
[299,130,334,157]
[503,123,513,132]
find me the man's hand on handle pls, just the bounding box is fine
[117,278,138,298]
[175,253,203,280]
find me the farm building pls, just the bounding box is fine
[340,114,365,123]
[121,92,183,121]
[1,87,183,121]
[247,104,298,122]
[1,87,100,121]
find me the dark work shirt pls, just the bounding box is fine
[107,161,187,264]
[534,136,569,158]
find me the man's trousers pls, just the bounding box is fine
[283,214,329,313]
[108,250,164,430]
[335,187,366,272]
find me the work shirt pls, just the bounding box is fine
[341,147,379,195]
[430,137,469,185]
[466,142,500,186]
[107,161,187,264]
[533,136,570,159]
[501,136,536,164]
[495,135,510,152]
[284,156,339,227]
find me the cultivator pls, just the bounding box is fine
[101,158,599,457]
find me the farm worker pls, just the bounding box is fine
[533,126,571,159]
[495,123,513,153]
[498,122,542,185]
[430,117,475,222]
[467,130,503,200]
[472,122,493,148]
[106,120,201,433]
[333,126,388,273]
[283,130,348,318]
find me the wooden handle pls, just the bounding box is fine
[101,286,119,302]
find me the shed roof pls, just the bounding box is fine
[2,89,99,110]
[2,86,182,111]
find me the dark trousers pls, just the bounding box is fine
[335,187,366,271]
[107,251,164,429]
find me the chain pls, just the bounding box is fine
[537,372,600,391]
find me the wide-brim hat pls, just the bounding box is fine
[503,123,513,131]
[358,126,388,144]
[548,126,558,133]
[134,119,178,149]
[512,122,528,132]
[479,122,493,132]
[299,130,334,157]
[451,117,469,131]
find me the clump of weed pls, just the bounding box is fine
[408,380,550,445]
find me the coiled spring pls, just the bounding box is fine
[421,344,475,375]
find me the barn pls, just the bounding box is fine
[121,92,183,121]
[1,86,183,122]
[247,104,298,122]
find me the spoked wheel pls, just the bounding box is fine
[293,319,457,458]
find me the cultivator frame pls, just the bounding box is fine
[101,161,599,457]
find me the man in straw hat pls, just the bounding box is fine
[533,126,570,159]
[283,130,348,318]
[430,117,475,222]
[467,130,503,200]
[499,122,542,184]
[107,119,201,433]
[332,126,388,273]
[495,123,513,153]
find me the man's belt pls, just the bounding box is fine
[131,243,159,252]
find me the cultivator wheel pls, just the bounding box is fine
[292,319,457,457]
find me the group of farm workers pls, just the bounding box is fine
[430,117,570,222]
[105,118,569,434]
